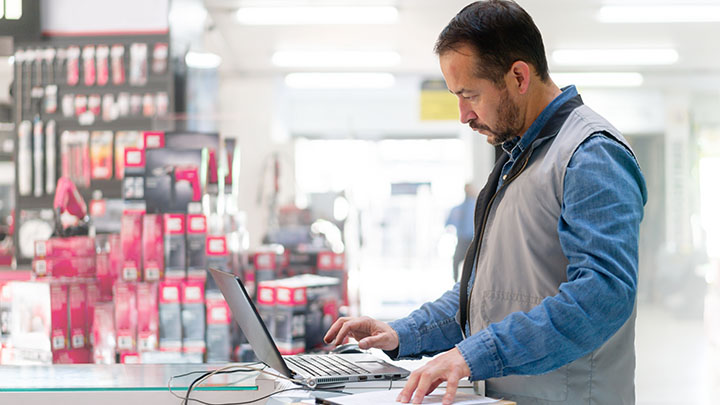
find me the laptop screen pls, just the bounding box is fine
[208,267,293,378]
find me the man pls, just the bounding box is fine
[446,184,477,282]
[324,1,647,404]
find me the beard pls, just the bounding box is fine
[469,88,523,146]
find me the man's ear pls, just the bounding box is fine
[507,61,531,95]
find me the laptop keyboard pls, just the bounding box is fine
[286,354,371,376]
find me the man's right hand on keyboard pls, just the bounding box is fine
[324,316,399,351]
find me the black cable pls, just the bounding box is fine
[178,364,265,405]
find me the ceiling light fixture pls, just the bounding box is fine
[552,48,679,66]
[236,6,398,25]
[551,72,644,88]
[185,51,222,69]
[598,5,720,23]
[284,72,396,89]
[272,50,401,68]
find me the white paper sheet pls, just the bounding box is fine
[317,388,502,404]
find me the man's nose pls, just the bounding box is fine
[458,99,477,124]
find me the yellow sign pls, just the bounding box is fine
[420,79,459,121]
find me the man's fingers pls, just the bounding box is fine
[323,317,349,343]
[411,370,436,404]
[442,374,460,405]
[397,370,420,403]
[358,334,384,350]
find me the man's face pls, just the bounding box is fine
[439,45,524,146]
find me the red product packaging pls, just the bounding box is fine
[143,214,164,281]
[143,131,165,149]
[114,282,137,353]
[69,282,87,349]
[35,236,95,259]
[96,45,109,86]
[111,44,125,85]
[120,352,141,364]
[205,297,231,326]
[158,281,182,352]
[53,348,92,364]
[50,282,70,353]
[82,45,96,86]
[32,256,96,278]
[95,252,114,302]
[66,46,80,86]
[85,281,99,341]
[137,282,159,352]
[121,210,144,281]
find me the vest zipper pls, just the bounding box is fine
[465,154,532,336]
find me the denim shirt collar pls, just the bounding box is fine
[501,85,579,158]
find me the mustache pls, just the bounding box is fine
[469,119,491,133]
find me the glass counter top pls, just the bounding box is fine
[0,363,260,392]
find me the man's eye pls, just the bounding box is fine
[463,95,476,101]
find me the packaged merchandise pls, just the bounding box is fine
[91,302,115,364]
[90,131,113,179]
[205,296,231,362]
[74,95,87,116]
[114,131,142,180]
[143,131,164,149]
[82,45,96,86]
[158,281,182,352]
[45,120,56,195]
[17,120,32,196]
[111,44,125,85]
[142,214,164,281]
[66,46,80,86]
[130,94,142,115]
[186,214,207,280]
[136,282,158,352]
[89,199,124,234]
[102,94,115,122]
[32,257,95,279]
[88,94,101,116]
[116,92,130,117]
[205,236,229,295]
[6,280,69,364]
[61,94,74,117]
[35,236,96,259]
[255,281,276,339]
[60,130,91,188]
[120,210,144,281]
[181,280,205,354]
[152,43,169,74]
[122,147,145,200]
[53,348,92,364]
[316,251,348,306]
[113,282,137,353]
[96,45,109,86]
[142,93,155,117]
[253,252,277,285]
[32,118,43,197]
[156,92,169,117]
[44,84,57,114]
[68,282,87,349]
[129,43,148,86]
[164,214,186,279]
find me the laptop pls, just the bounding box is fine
[208,267,410,388]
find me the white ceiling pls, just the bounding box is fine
[201,0,720,79]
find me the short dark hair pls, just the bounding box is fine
[434,0,550,84]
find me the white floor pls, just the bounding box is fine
[352,266,720,404]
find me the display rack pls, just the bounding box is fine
[12,33,174,265]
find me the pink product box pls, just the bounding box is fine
[143,214,165,281]
[68,282,88,349]
[95,252,114,302]
[114,282,137,353]
[53,348,92,364]
[32,256,96,278]
[92,302,115,364]
[34,236,96,259]
[136,282,159,352]
[121,210,145,281]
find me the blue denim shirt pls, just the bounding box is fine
[388,86,647,381]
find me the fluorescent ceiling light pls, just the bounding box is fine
[551,72,644,88]
[236,6,398,25]
[272,50,401,68]
[552,49,678,66]
[185,51,222,69]
[284,73,396,89]
[598,5,720,23]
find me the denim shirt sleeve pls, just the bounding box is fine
[387,282,465,359]
[453,134,647,380]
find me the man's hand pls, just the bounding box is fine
[397,348,470,405]
[323,316,399,351]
